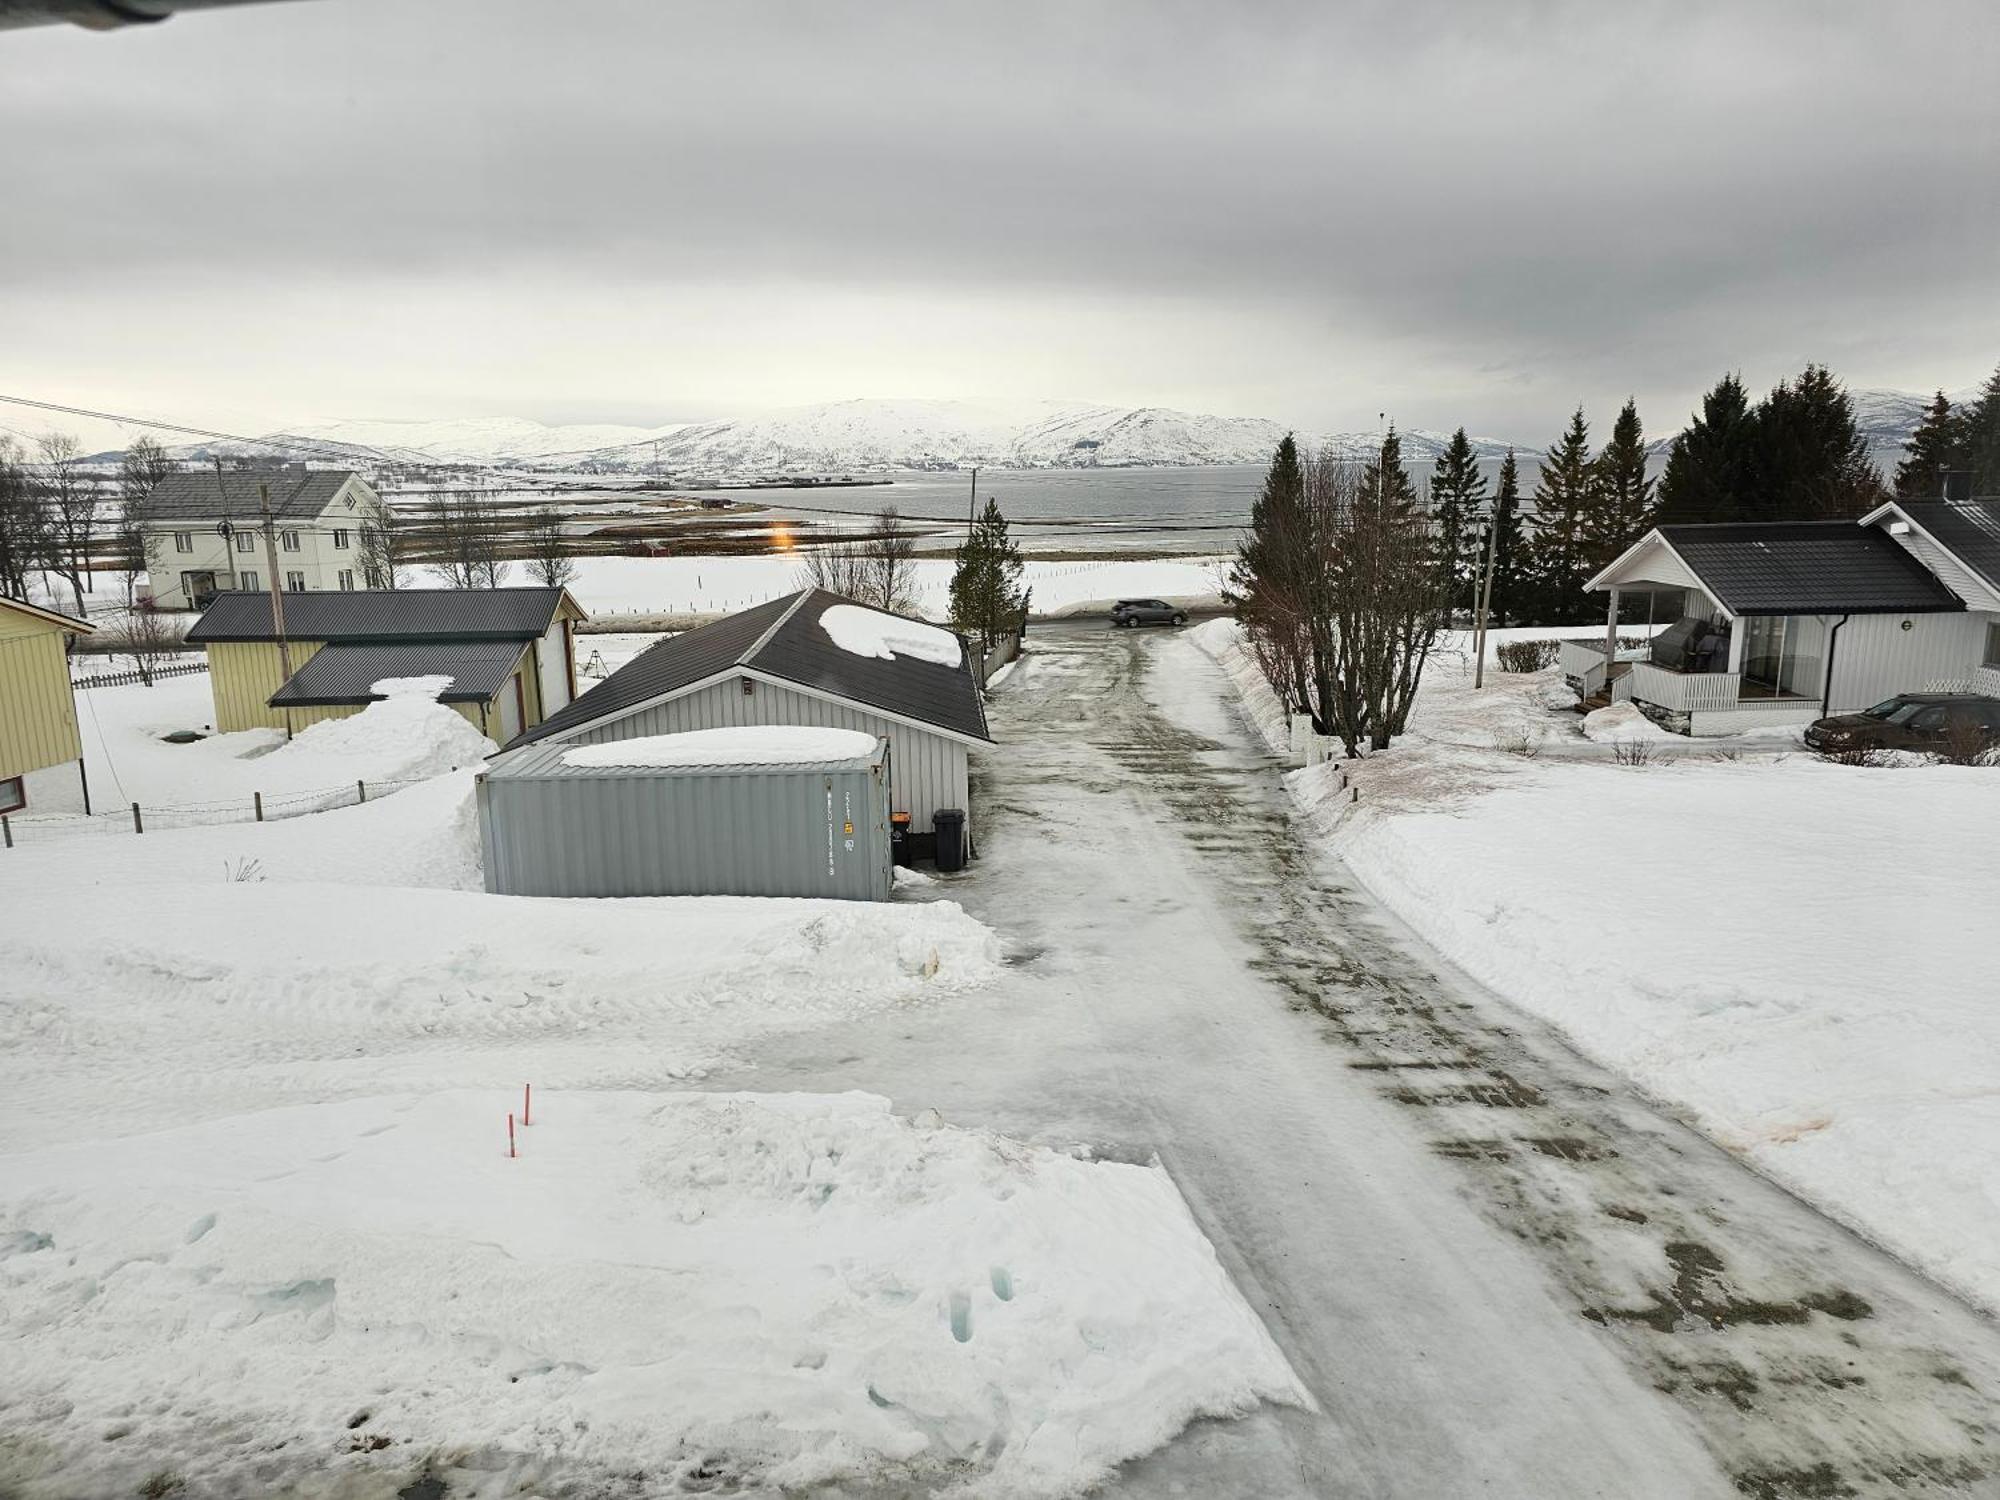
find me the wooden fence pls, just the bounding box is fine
[71,660,210,691]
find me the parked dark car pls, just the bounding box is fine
[1804,693,2000,755]
[1110,598,1187,628]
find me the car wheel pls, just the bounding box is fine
[1173,612,1187,626]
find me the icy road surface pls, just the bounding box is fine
[753,623,2000,1499]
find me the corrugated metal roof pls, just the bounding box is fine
[0,594,94,634]
[514,593,800,744]
[143,469,358,523]
[512,589,992,748]
[1657,523,1965,616]
[1895,499,2000,594]
[756,590,990,742]
[188,587,568,644]
[483,736,884,780]
[268,640,527,706]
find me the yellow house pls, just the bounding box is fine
[0,595,95,816]
[186,587,588,742]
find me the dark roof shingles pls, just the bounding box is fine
[1896,499,2000,594]
[515,589,991,747]
[144,469,358,523]
[1658,522,1964,615]
[269,640,528,706]
[188,587,566,644]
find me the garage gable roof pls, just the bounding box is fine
[517,589,991,747]
[189,587,574,644]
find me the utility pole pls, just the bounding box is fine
[968,466,979,531]
[1472,507,1499,689]
[258,480,294,685]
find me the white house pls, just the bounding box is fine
[141,467,382,611]
[1569,499,2000,736]
[510,588,992,853]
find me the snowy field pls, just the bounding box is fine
[567,553,1227,621]
[1199,621,2000,1316]
[0,681,1305,1496]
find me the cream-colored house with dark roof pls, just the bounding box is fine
[141,467,381,610]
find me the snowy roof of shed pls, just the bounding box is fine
[268,639,529,706]
[514,589,991,749]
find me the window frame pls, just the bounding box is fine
[174,531,193,553]
[281,530,301,553]
[0,775,24,815]
[1984,621,2000,670]
[337,569,355,591]
[332,528,350,550]
[285,570,307,593]
[238,569,259,591]
[234,530,257,553]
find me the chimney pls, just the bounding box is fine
[286,461,308,477]
[1941,470,1972,503]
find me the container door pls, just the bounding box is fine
[496,674,524,744]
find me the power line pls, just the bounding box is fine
[0,393,419,465]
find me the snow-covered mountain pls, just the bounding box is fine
[151,399,1522,474]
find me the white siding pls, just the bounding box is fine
[1879,524,2000,612]
[564,673,975,838]
[536,618,571,715]
[1827,612,1987,713]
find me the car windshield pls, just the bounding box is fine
[1862,699,1926,724]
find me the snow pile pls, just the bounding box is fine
[0,1089,1307,1497]
[819,602,963,667]
[1580,701,1674,743]
[277,680,496,781]
[564,726,878,769]
[1184,617,1291,757]
[1340,754,2000,1312]
[0,884,1004,1149]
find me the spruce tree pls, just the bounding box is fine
[1485,449,1526,628]
[1428,428,1488,620]
[1361,426,1418,515]
[1228,433,1306,611]
[1751,364,1881,519]
[1656,373,1755,525]
[1959,364,2000,497]
[1585,398,1655,574]
[1526,408,1600,625]
[1894,391,1962,500]
[948,497,1025,650]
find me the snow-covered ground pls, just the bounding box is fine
[568,553,1226,621]
[0,673,1307,1495]
[1200,621,2000,1317]
[38,672,494,822]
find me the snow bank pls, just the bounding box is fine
[1341,755,2000,1312]
[279,684,496,782]
[1184,616,1291,757]
[0,1089,1307,1497]
[1580,701,1674,742]
[0,882,1004,1149]
[564,725,878,769]
[819,602,964,667]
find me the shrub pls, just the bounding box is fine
[1495,639,1559,673]
[1499,729,1544,758]
[1611,739,1656,766]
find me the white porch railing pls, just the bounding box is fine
[1625,661,1744,713]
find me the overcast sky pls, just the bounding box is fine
[2,0,1996,449]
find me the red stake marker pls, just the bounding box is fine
[523,1083,532,1127]
[508,1111,516,1159]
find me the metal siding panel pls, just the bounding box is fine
[1830,613,1985,712]
[0,632,82,779]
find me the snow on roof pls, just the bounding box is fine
[818,602,963,668]
[561,725,878,770]
[370,674,455,700]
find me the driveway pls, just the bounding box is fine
[752,621,2000,1498]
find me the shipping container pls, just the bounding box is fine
[476,732,893,901]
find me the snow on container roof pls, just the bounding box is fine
[563,726,879,770]
[818,603,963,668]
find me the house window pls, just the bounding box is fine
[239,569,259,591]
[235,531,257,553]
[338,569,355,591]
[285,570,306,592]
[364,567,385,589]
[0,776,24,815]
[281,530,301,552]
[1986,622,2000,670]
[332,528,350,549]
[174,531,193,553]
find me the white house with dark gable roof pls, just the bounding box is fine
[140,467,382,610]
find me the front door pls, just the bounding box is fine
[181,570,218,609]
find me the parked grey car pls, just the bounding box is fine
[1110,598,1187,628]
